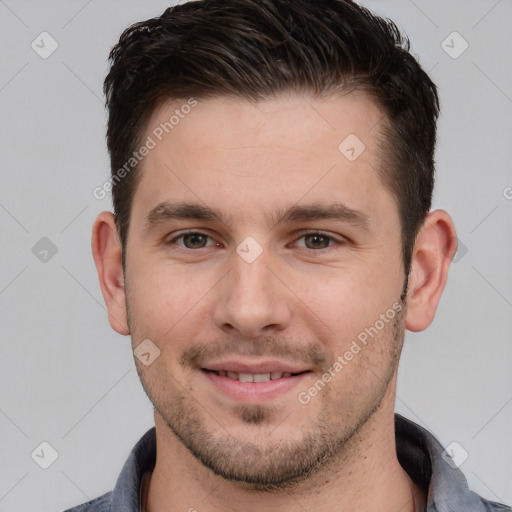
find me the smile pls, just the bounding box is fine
[201,368,312,402]
[203,369,308,382]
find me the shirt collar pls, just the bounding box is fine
[108,413,491,511]
[395,413,489,512]
[110,425,156,511]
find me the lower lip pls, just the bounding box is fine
[202,370,311,403]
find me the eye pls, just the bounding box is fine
[167,231,217,249]
[292,231,342,250]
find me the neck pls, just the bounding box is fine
[146,379,423,512]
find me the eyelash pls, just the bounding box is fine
[166,230,344,251]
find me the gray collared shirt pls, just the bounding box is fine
[63,414,511,511]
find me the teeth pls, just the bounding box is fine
[216,371,294,382]
[253,373,271,382]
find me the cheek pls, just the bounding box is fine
[294,270,391,345]
[127,263,210,341]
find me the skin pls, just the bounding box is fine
[92,92,457,512]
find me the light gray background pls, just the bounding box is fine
[0,0,510,510]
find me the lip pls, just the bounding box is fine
[202,359,310,374]
[202,369,311,403]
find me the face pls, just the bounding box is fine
[124,92,407,489]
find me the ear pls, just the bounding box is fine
[405,209,458,332]
[91,211,130,335]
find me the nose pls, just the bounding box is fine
[213,246,292,338]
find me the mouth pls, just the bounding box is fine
[202,368,310,382]
[200,365,313,403]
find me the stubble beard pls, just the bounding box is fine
[127,290,407,491]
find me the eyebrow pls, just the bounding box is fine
[145,201,370,231]
[272,202,369,229]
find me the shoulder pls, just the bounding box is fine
[394,414,511,512]
[62,491,112,512]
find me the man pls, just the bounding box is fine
[66,0,511,511]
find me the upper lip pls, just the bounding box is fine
[202,360,311,374]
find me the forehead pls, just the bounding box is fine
[144,91,385,160]
[131,92,394,228]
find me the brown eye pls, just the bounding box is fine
[181,233,209,249]
[300,233,335,250]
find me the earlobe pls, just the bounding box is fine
[91,211,130,336]
[405,210,458,332]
